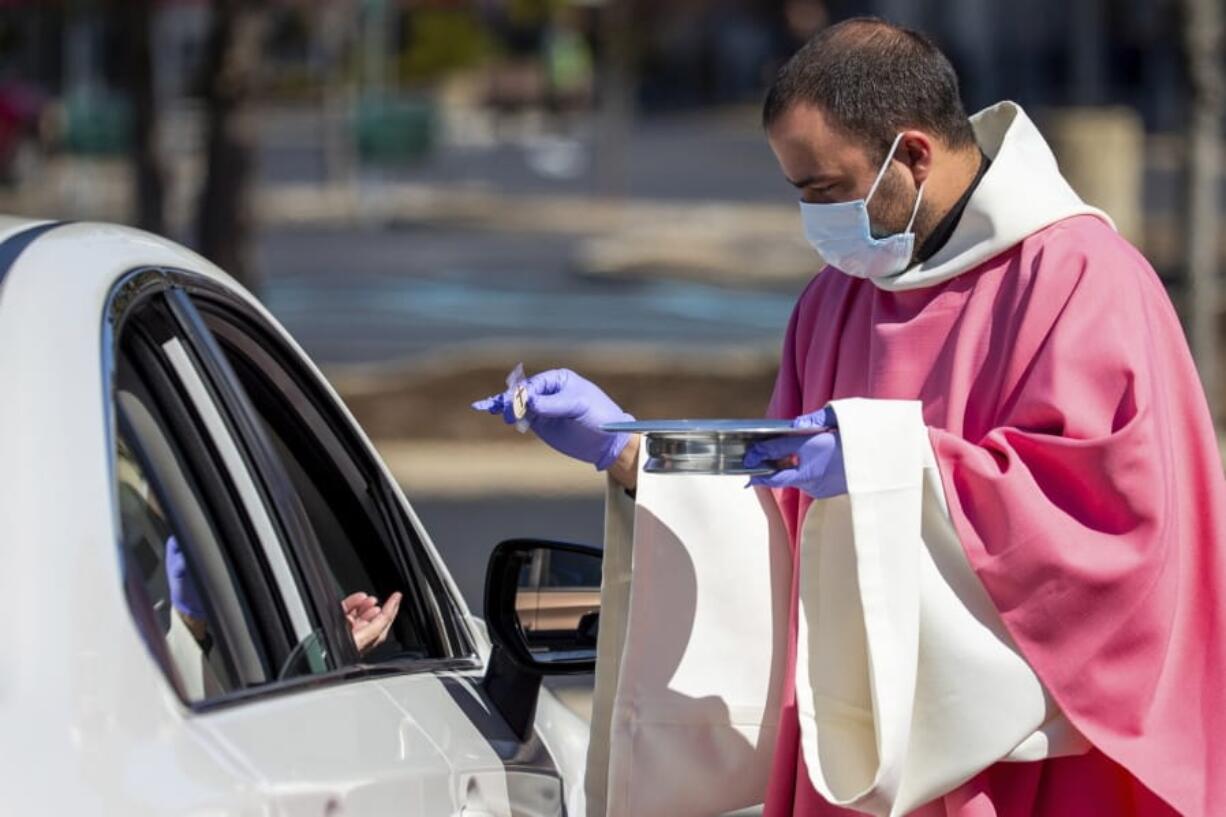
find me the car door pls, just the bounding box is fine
[109,273,459,817]
[173,271,568,816]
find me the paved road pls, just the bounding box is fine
[256,105,1213,218]
[256,223,798,366]
[259,107,794,204]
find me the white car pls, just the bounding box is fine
[0,217,599,816]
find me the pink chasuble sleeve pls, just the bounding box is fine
[767,281,805,422]
[766,285,813,542]
[764,281,862,816]
[930,233,1226,816]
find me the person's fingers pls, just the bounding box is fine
[482,391,525,426]
[794,409,831,430]
[380,593,402,636]
[476,392,522,427]
[524,369,571,397]
[358,594,399,634]
[796,432,837,465]
[528,390,588,419]
[501,397,522,425]
[743,435,808,468]
[364,593,401,651]
[747,468,802,490]
[341,592,369,613]
[342,593,387,638]
[353,608,390,653]
[471,394,506,414]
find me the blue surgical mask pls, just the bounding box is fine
[800,132,926,280]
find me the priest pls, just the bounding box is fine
[474,16,1226,817]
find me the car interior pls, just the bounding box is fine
[116,427,238,702]
[114,295,325,702]
[198,301,438,662]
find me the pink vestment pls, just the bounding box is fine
[762,213,1226,816]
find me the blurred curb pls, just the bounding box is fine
[375,439,605,499]
[325,339,782,444]
[573,210,816,288]
[258,181,817,288]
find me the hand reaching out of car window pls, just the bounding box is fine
[343,591,402,655]
[168,531,403,658]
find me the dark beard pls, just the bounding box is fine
[866,165,928,240]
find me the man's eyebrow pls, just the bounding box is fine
[785,174,836,189]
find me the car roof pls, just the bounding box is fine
[0,217,241,299]
[0,215,50,242]
[0,216,481,669]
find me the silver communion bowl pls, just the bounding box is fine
[601,419,829,475]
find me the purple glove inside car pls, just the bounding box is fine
[165,535,207,620]
[473,368,633,471]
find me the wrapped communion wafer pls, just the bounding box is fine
[506,362,531,433]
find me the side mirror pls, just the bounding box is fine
[484,538,602,674]
[482,539,602,741]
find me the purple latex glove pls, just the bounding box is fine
[472,368,633,470]
[165,535,207,620]
[744,407,847,498]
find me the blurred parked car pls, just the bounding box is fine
[0,81,47,183]
[518,545,602,646]
[0,216,600,816]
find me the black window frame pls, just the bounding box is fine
[181,284,477,663]
[187,295,442,660]
[110,283,303,704]
[105,267,481,712]
[162,287,363,670]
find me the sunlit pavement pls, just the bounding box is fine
[256,223,799,366]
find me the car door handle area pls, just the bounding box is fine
[455,768,565,817]
[453,770,505,817]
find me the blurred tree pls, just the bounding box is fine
[315,1,357,185]
[400,8,496,85]
[197,0,269,290]
[116,0,165,234]
[595,0,636,198]
[1180,0,1224,420]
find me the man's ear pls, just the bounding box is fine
[898,131,934,186]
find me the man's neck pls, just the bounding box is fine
[914,148,988,263]
[929,148,986,221]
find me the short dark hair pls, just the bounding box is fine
[762,17,976,162]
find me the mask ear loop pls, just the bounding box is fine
[864,132,907,205]
[904,182,926,234]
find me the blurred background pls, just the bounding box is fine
[0,0,1221,612]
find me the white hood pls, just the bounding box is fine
[873,101,1113,292]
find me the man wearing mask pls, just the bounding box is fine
[475,17,1225,817]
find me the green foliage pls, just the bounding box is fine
[508,0,568,25]
[399,9,497,85]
